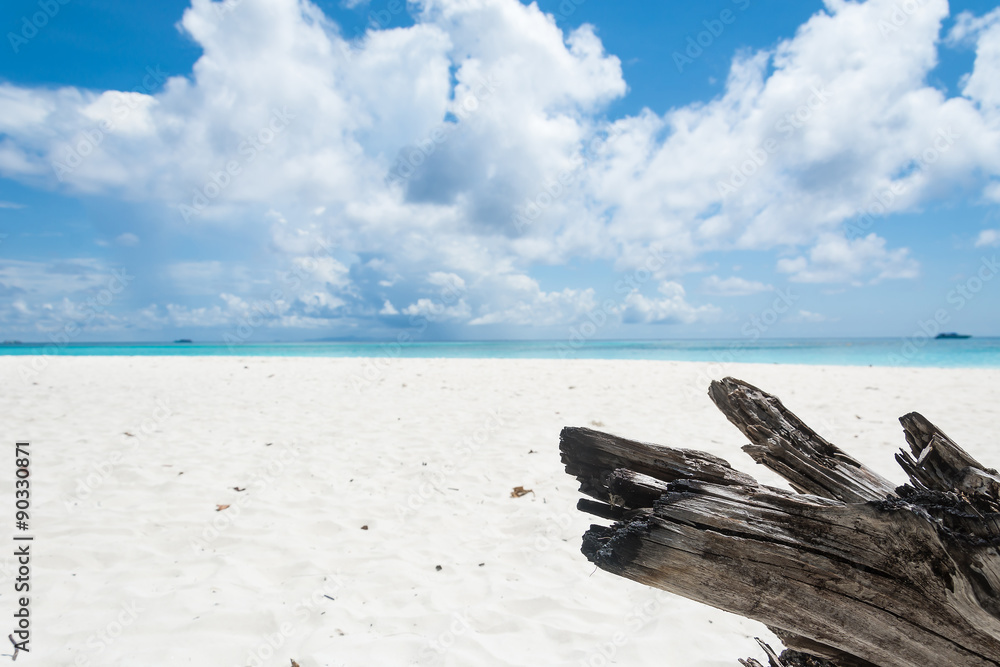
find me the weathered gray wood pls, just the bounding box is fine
[738,639,784,667]
[741,641,846,667]
[897,412,1000,507]
[560,426,756,505]
[768,629,878,667]
[561,377,1000,667]
[739,639,845,667]
[708,378,897,503]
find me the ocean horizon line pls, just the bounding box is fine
[2,335,998,345]
[1,337,998,369]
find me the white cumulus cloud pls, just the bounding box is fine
[777,233,919,284]
[618,281,720,325]
[0,0,999,334]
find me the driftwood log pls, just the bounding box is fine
[560,377,1000,667]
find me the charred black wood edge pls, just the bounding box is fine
[581,518,650,570]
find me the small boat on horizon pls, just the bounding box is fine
[173,339,194,344]
[935,332,971,340]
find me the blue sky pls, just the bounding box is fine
[1,0,999,342]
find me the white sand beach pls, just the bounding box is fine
[3,356,998,666]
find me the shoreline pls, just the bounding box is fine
[0,338,1000,369]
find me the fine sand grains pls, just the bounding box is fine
[1,356,997,666]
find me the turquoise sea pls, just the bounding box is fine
[0,338,998,368]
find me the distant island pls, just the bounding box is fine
[173,339,194,344]
[935,333,971,340]
[1,340,22,345]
